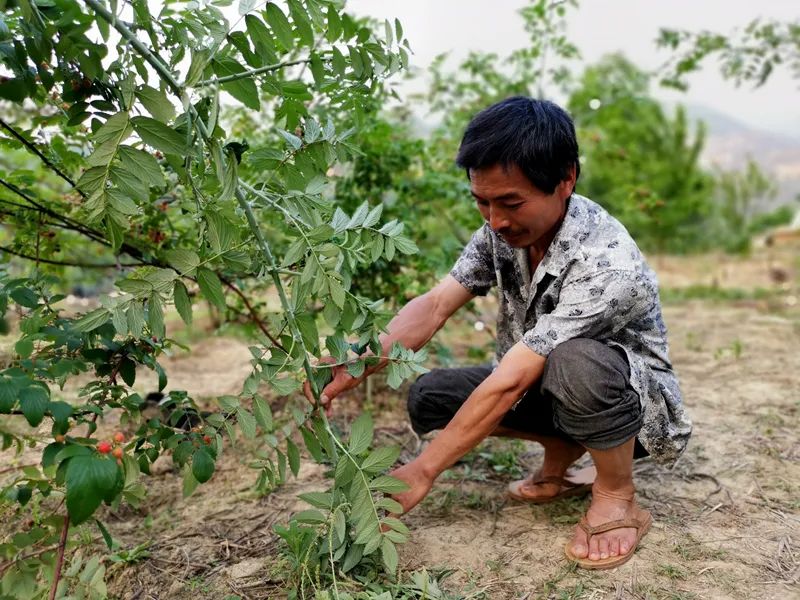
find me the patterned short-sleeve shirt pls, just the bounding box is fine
[450,193,692,464]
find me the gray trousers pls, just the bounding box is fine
[407,338,647,455]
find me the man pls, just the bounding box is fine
[313,97,692,569]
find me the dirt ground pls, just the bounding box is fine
[3,243,799,599]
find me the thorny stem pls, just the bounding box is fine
[221,276,286,352]
[48,514,69,600]
[197,58,315,86]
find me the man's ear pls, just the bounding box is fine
[561,163,577,198]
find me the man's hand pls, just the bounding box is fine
[387,461,435,515]
[302,358,363,414]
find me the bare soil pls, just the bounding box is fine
[3,244,799,600]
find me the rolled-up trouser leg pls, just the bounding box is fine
[539,338,643,450]
[407,365,493,435]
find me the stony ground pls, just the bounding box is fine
[2,243,799,599]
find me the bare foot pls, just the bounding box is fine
[568,485,648,561]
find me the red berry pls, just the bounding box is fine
[54,434,65,443]
[112,447,123,459]
[202,435,212,445]
[113,432,125,443]
[97,441,112,454]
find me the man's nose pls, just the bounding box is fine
[489,207,509,231]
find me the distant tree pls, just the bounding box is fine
[567,54,715,253]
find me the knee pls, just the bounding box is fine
[542,338,628,411]
[407,371,437,431]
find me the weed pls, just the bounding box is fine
[657,563,688,580]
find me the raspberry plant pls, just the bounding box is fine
[0,1,427,597]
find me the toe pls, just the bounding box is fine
[598,537,609,560]
[569,527,588,558]
[608,536,620,557]
[588,534,601,561]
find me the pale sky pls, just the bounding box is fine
[347,0,800,139]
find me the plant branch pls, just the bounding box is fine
[196,58,314,86]
[48,514,70,600]
[0,118,79,191]
[0,245,138,268]
[220,276,286,351]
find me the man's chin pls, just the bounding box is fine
[502,234,528,247]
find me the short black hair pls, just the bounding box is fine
[456,96,580,195]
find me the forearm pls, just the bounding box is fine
[362,292,447,378]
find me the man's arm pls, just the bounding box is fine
[310,275,474,410]
[389,341,546,512]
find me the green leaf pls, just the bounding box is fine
[127,301,145,337]
[119,357,136,386]
[173,280,192,325]
[265,2,294,49]
[191,448,215,483]
[361,446,400,474]
[341,543,363,573]
[117,145,165,188]
[15,338,33,359]
[135,85,176,122]
[381,537,398,573]
[237,407,256,439]
[73,309,111,332]
[183,465,200,497]
[375,497,403,514]
[197,268,226,311]
[348,412,373,455]
[369,475,409,494]
[300,426,323,462]
[131,116,186,156]
[93,111,132,145]
[0,376,19,413]
[281,239,306,267]
[328,278,345,309]
[286,438,300,476]
[10,287,39,309]
[19,386,48,427]
[212,57,260,111]
[206,213,236,253]
[293,509,326,524]
[165,249,201,277]
[253,396,273,431]
[147,293,165,339]
[298,491,332,509]
[66,456,120,525]
[363,204,383,228]
[326,5,341,42]
[95,519,113,551]
[348,201,369,229]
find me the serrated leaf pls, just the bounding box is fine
[298,491,332,509]
[361,446,400,474]
[191,448,215,483]
[265,2,294,49]
[165,249,200,277]
[342,543,363,573]
[135,85,175,122]
[173,280,192,325]
[147,293,165,339]
[253,396,273,431]
[375,497,403,514]
[281,239,306,267]
[15,338,33,359]
[131,116,186,156]
[328,278,345,309]
[183,464,200,497]
[119,357,136,386]
[293,509,326,524]
[212,57,260,111]
[117,146,165,188]
[363,204,383,228]
[66,456,120,525]
[127,301,145,337]
[278,129,302,150]
[333,507,346,543]
[347,202,369,229]
[381,537,398,573]
[286,438,300,476]
[73,308,111,333]
[19,386,48,427]
[237,407,256,439]
[369,475,409,494]
[348,412,373,455]
[197,268,226,311]
[206,213,236,253]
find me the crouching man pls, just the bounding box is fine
[309,97,692,569]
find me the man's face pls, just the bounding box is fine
[469,163,572,249]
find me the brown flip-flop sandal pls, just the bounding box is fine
[564,510,652,570]
[506,468,595,504]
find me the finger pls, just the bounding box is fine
[302,381,315,405]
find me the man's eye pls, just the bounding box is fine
[507,204,523,210]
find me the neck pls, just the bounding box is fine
[530,194,569,261]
